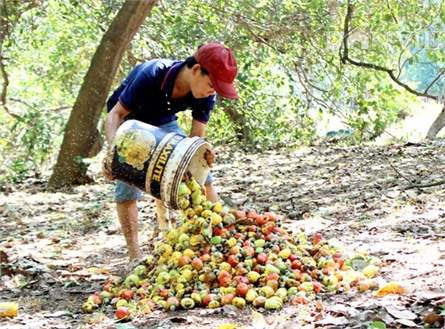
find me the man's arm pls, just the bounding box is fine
[190,119,215,168]
[189,119,207,138]
[102,102,131,180]
[105,102,132,145]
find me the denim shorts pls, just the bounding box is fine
[114,120,213,203]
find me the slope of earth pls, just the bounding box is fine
[1,139,445,329]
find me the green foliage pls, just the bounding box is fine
[0,106,66,182]
[2,0,445,182]
[401,50,445,95]
[0,0,117,182]
[338,72,420,141]
[135,0,322,149]
[338,0,445,98]
[205,50,315,149]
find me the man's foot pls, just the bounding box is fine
[126,255,144,273]
[129,250,144,263]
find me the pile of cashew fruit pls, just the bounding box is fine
[82,175,382,318]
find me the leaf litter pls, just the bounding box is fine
[1,140,445,328]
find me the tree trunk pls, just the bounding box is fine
[47,0,157,189]
[426,104,445,140]
[1,1,38,113]
[220,103,251,142]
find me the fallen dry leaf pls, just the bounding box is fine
[250,308,268,328]
[385,305,417,320]
[86,267,110,275]
[217,325,238,329]
[395,318,418,327]
[375,282,408,297]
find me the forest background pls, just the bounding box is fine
[1,0,445,186]
[2,1,445,328]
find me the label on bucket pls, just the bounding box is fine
[110,122,184,193]
[147,134,184,199]
[110,119,210,209]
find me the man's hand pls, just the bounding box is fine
[204,149,216,168]
[102,155,115,181]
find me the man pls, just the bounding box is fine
[102,43,239,261]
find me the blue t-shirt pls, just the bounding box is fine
[106,59,216,125]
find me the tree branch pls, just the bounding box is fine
[0,0,39,119]
[385,0,399,24]
[9,98,71,113]
[388,160,415,185]
[404,180,445,190]
[293,61,329,110]
[340,1,438,101]
[388,159,445,190]
[240,17,286,54]
[0,54,9,107]
[424,68,445,95]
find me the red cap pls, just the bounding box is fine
[195,43,239,99]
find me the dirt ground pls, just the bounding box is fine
[2,136,445,329]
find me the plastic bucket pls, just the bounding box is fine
[109,120,211,209]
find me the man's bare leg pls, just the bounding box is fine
[205,183,218,203]
[116,200,143,261]
[155,199,170,237]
